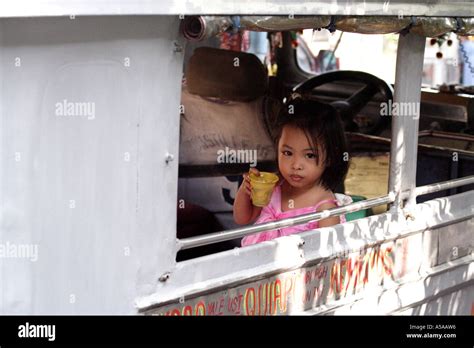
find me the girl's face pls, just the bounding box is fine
[278,125,326,190]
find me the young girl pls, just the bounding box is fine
[233,96,350,246]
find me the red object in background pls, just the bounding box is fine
[219,30,250,52]
[219,32,241,51]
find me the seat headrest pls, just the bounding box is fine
[186,47,268,102]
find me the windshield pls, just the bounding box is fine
[297,29,474,88]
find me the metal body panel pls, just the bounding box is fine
[149,236,473,315]
[138,190,474,314]
[438,220,473,264]
[0,1,473,17]
[395,284,474,315]
[318,255,473,315]
[184,16,474,40]
[0,16,184,314]
[389,32,426,210]
[0,9,472,316]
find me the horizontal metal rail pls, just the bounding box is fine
[412,175,474,197]
[178,194,395,250]
[418,130,474,143]
[177,175,474,251]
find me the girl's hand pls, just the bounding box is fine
[242,167,260,197]
[234,167,264,225]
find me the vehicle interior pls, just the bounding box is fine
[176,29,474,261]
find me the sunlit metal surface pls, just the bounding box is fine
[139,190,474,313]
[458,17,474,35]
[413,175,474,197]
[389,32,426,210]
[177,175,474,250]
[335,16,412,34]
[239,15,331,32]
[177,194,395,250]
[411,17,458,37]
[183,15,474,41]
[0,0,473,17]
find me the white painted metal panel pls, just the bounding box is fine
[319,255,473,315]
[395,285,474,315]
[0,16,184,314]
[438,220,474,264]
[138,190,474,313]
[389,32,426,210]
[0,0,473,17]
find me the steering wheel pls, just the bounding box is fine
[293,71,394,135]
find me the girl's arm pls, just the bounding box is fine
[316,201,340,228]
[233,168,262,225]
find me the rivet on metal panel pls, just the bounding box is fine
[165,153,174,164]
[173,41,183,53]
[159,272,171,282]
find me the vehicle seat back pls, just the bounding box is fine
[179,47,280,174]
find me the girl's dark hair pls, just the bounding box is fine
[273,95,349,192]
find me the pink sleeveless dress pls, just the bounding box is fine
[241,182,350,247]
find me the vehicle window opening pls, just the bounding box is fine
[176,24,474,262]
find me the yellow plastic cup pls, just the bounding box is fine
[249,171,279,207]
